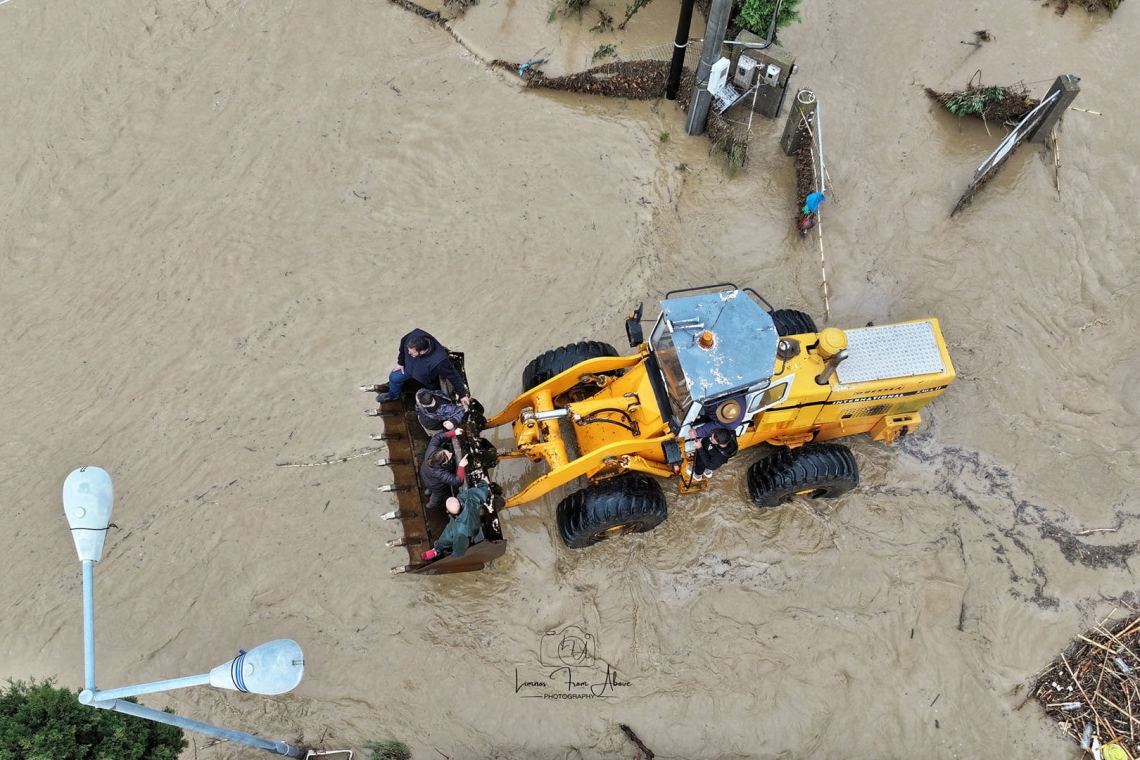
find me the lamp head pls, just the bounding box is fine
[63,467,114,562]
[209,639,304,695]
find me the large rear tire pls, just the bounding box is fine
[770,309,818,337]
[747,443,858,509]
[556,475,667,549]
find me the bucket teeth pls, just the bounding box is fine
[369,432,403,441]
[365,409,401,419]
[390,564,425,575]
[377,483,413,492]
[380,509,417,521]
[386,536,426,548]
[375,458,410,467]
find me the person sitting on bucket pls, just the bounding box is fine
[415,388,465,434]
[687,427,739,482]
[421,428,468,510]
[363,328,469,405]
[421,479,492,561]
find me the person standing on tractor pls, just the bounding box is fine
[421,479,492,561]
[364,329,469,405]
[688,427,739,482]
[421,428,468,510]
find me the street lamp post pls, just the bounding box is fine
[63,466,306,758]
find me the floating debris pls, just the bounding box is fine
[925,72,1039,125]
[1041,0,1123,16]
[1029,612,1140,758]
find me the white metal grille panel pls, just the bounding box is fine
[836,321,945,384]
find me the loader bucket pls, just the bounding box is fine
[369,353,506,575]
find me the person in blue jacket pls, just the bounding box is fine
[414,388,466,433]
[421,480,491,561]
[367,329,469,404]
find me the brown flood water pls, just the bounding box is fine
[2,0,1138,757]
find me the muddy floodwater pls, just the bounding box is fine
[2,0,1138,757]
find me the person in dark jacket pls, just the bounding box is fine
[415,388,466,434]
[690,393,745,439]
[688,427,738,482]
[420,429,468,509]
[421,480,491,561]
[373,329,468,404]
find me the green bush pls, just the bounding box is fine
[362,739,412,760]
[0,678,187,760]
[735,0,802,37]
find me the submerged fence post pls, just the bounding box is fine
[950,74,1079,216]
[781,88,817,156]
[1026,75,1080,143]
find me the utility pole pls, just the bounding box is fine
[665,0,696,101]
[685,0,733,135]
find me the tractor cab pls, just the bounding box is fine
[645,288,779,437]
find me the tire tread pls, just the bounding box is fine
[747,443,858,508]
[770,309,818,337]
[522,341,619,391]
[556,475,667,549]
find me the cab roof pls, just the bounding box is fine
[660,290,778,401]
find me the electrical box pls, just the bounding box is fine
[726,31,797,119]
[734,56,758,89]
[709,57,731,94]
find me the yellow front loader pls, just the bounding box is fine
[482,284,954,549]
[374,284,954,573]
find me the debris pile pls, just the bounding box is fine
[1043,0,1123,15]
[514,60,750,167]
[1029,613,1140,759]
[925,77,1039,125]
[792,129,817,224]
[523,60,671,99]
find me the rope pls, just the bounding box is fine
[276,448,383,467]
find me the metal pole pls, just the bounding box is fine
[81,559,96,692]
[88,674,212,702]
[75,554,305,758]
[685,0,733,135]
[665,0,696,101]
[87,698,303,758]
[816,102,825,195]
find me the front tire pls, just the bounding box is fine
[770,309,818,337]
[556,475,667,549]
[522,340,619,390]
[747,443,858,509]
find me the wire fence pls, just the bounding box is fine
[629,41,706,68]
